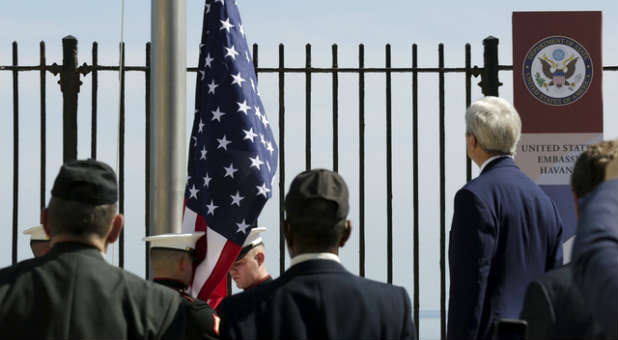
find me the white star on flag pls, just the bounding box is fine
[225,45,239,60]
[211,107,226,122]
[237,100,250,114]
[220,18,234,33]
[224,163,238,178]
[200,146,208,160]
[243,128,258,142]
[189,184,200,199]
[236,219,250,234]
[206,200,219,215]
[249,155,264,170]
[217,135,232,150]
[207,79,219,94]
[256,183,270,197]
[203,173,212,187]
[204,53,214,68]
[230,191,245,206]
[231,72,246,87]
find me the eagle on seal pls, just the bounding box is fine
[539,55,578,88]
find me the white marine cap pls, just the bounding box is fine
[143,232,205,252]
[23,225,49,241]
[237,227,267,260]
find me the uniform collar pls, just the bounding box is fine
[153,278,188,291]
[47,241,105,259]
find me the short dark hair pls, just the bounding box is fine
[151,248,191,266]
[571,140,618,198]
[287,200,347,251]
[47,197,117,238]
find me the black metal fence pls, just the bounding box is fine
[3,35,617,339]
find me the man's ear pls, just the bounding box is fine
[339,220,352,248]
[42,212,52,239]
[467,134,478,149]
[106,214,124,244]
[255,251,265,266]
[179,253,189,272]
[283,221,294,255]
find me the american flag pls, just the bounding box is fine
[182,0,278,308]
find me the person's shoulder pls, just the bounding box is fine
[0,257,39,285]
[349,275,409,298]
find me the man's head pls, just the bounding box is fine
[465,97,522,165]
[284,169,351,258]
[571,140,618,207]
[145,232,205,287]
[45,159,123,252]
[23,225,50,257]
[230,227,269,289]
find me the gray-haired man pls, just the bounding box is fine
[447,97,564,340]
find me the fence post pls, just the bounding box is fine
[60,35,81,162]
[481,36,501,96]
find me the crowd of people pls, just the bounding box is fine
[0,96,616,339]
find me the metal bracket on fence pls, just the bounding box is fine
[478,36,502,96]
[56,35,83,162]
[471,65,482,78]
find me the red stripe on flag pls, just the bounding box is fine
[197,240,241,308]
[194,214,208,263]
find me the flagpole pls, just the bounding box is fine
[150,0,186,235]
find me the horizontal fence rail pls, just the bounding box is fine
[3,37,618,339]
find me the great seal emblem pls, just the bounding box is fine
[523,36,593,106]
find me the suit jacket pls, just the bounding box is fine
[572,179,618,337]
[447,157,564,340]
[519,265,605,339]
[219,259,416,340]
[0,242,187,339]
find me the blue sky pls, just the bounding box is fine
[1,1,617,338]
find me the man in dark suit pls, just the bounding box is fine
[219,169,416,339]
[519,140,615,339]
[0,159,195,339]
[447,97,564,340]
[571,157,618,338]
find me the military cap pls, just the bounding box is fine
[285,169,349,224]
[51,159,118,205]
[23,225,49,241]
[144,232,205,253]
[236,227,266,261]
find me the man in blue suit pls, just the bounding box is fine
[447,97,564,340]
[219,169,416,339]
[572,158,618,338]
[519,140,616,339]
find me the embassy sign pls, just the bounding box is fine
[513,12,603,262]
[523,36,593,106]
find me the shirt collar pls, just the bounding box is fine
[479,155,512,173]
[290,252,341,268]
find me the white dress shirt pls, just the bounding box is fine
[479,155,512,173]
[289,252,341,268]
